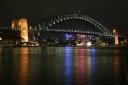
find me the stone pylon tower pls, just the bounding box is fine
[18,18,28,42]
[113,29,119,47]
[11,19,19,30]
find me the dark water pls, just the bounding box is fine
[0,47,127,85]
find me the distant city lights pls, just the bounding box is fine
[87,42,92,47]
[65,34,73,40]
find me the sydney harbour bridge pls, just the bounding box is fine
[0,13,123,46]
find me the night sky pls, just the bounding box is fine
[0,0,128,35]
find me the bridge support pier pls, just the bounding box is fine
[113,29,119,47]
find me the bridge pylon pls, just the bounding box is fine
[18,18,29,42]
[11,18,29,43]
[113,29,119,47]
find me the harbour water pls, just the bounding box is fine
[0,47,127,85]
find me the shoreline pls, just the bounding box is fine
[0,45,128,49]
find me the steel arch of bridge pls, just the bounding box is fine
[41,13,112,36]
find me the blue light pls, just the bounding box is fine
[65,34,73,37]
[65,34,73,40]
[64,47,73,85]
[91,48,96,84]
[91,48,96,54]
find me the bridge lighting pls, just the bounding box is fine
[80,34,85,38]
[57,20,59,23]
[50,24,52,27]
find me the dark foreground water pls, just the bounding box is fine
[0,47,127,85]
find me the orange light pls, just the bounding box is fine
[19,48,29,85]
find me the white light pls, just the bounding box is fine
[113,29,116,33]
[87,42,91,47]
[30,26,32,29]
[77,43,83,46]
[0,37,2,40]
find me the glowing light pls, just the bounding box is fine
[91,48,96,84]
[0,37,2,40]
[19,48,29,85]
[11,19,19,29]
[75,48,86,85]
[18,18,29,42]
[77,43,84,46]
[87,42,91,47]
[65,34,73,40]
[64,47,73,85]
[80,34,85,38]
[113,49,120,79]
[113,29,116,33]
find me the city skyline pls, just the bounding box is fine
[0,0,128,35]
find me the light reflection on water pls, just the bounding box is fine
[64,47,73,85]
[90,48,96,85]
[0,47,127,85]
[0,48,2,78]
[18,48,29,85]
[75,48,86,85]
[113,49,120,80]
